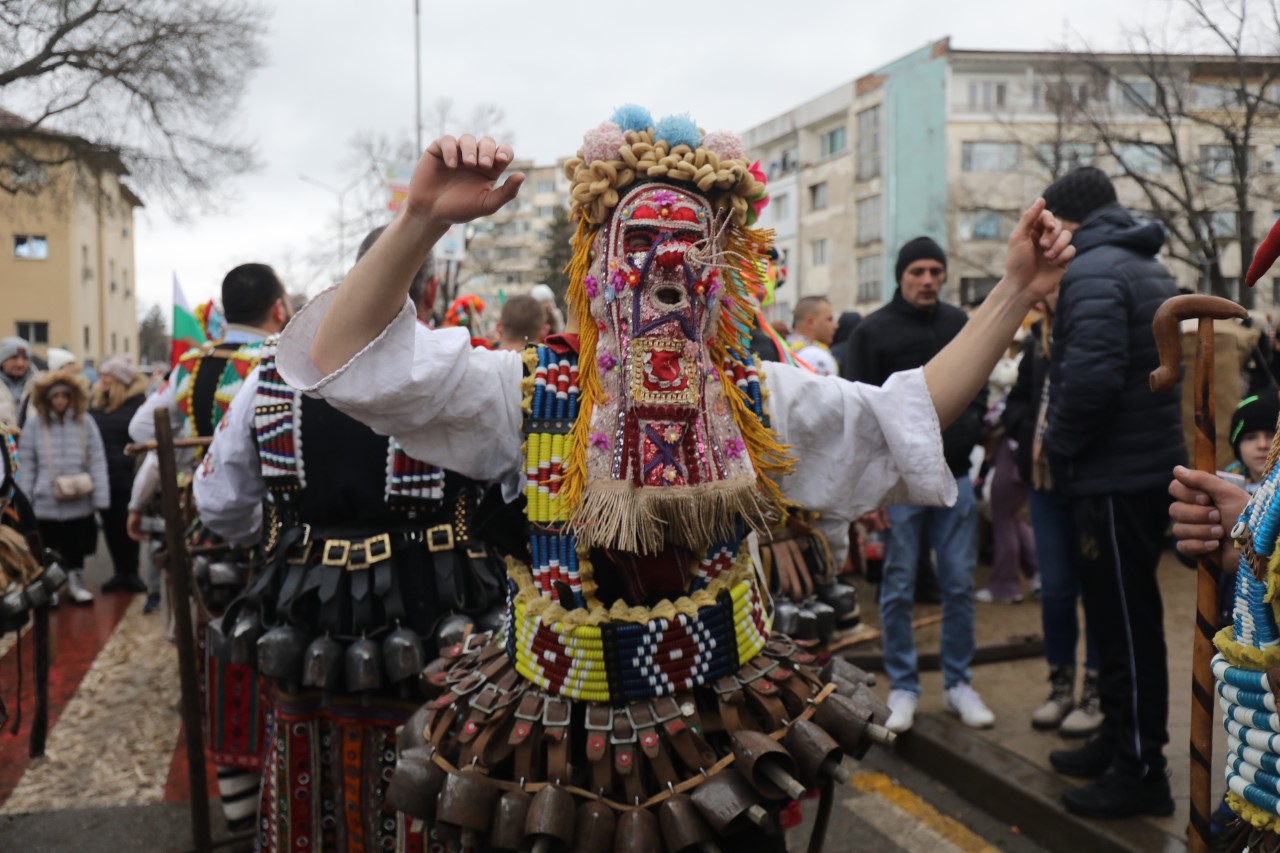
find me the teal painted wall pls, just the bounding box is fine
[880,44,949,302]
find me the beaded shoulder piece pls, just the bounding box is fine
[1215,437,1280,828]
[252,338,444,506]
[175,340,262,439]
[511,343,772,702]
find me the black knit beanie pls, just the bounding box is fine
[895,237,947,284]
[1042,166,1118,223]
[1231,389,1280,462]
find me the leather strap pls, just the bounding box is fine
[544,697,572,785]
[632,702,677,788]
[612,707,644,803]
[585,704,613,795]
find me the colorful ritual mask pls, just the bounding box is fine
[558,107,791,558]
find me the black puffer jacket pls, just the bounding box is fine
[845,289,985,476]
[1045,203,1185,496]
[91,386,147,496]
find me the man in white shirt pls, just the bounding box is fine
[788,295,838,376]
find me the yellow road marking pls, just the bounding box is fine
[850,772,1002,853]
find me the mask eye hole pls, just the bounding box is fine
[625,230,655,253]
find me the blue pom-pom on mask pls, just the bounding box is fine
[654,114,701,150]
[611,104,654,133]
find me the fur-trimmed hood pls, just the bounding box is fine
[31,370,90,420]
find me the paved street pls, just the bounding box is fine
[0,543,1049,852]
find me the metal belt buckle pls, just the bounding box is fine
[365,532,392,565]
[347,542,370,570]
[426,524,455,553]
[584,706,613,732]
[322,539,350,567]
[650,697,682,724]
[542,697,572,728]
[610,705,638,745]
[297,523,312,550]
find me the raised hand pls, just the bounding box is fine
[405,134,525,226]
[1004,199,1075,303]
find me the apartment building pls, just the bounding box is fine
[463,160,570,300]
[743,39,1280,315]
[0,108,141,367]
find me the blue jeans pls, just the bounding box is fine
[880,475,977,694]
[1029,489,1099,671]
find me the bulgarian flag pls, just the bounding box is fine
[171,274,206,367]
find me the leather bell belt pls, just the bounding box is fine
[285,520,467,570]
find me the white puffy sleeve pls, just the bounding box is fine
[763,362,956,527]
[193,368,265,546]
[275,288,526,486]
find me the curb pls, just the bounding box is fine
[894,713,1186,853]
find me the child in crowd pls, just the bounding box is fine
[1221,389,1279,623]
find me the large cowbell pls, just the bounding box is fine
[382,624,426,684]
[257,624,309,681]
[302,634,344,690]
[344,635,383,691]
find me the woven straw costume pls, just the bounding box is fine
[276,107,956,852]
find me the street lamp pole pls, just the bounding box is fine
[414,0,422,153]
[299,174,362,280]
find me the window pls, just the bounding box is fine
[961,142,1019,173]
[10,157,46,190]
[83,325,90,351]
[109,259,117,293]
[820,126,847,158]
[811,238,829,267]
[809,182,829,211]
[856,195,882,244]
[12,235,47,260]
[81,244,91,280]
[856,106,881,181]
[959,209,1017,241]
[857,256,882,303]
[1114,142,1172,175]
[536,180,556,194]
[14,322,48,344]
[111,332,117,352]
[1193,82,1243,110]
[536,205,557,217]
[1200,145,1244,181]
[121,226,129,239]
[123,268,130,299]
[1038,142,1096,173]
[779,147,800,175]
[124,338,129,354]
[967,81,1007,110]
[1208,211,1239,239]
[1122,80,1159,112]
[960,277,1000,306]
[773,193,790,221]
[1274,278,1280,307]
[1200,275,1242,300]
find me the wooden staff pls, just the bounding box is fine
[155,409,212,853]
[125,436,212,457]
[1150,293,1247,853]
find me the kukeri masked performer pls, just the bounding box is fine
[275,108,1074,849]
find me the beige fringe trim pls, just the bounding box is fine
[569,477,768,555]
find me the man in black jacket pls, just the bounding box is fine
[845,237,992,734]
[1039,167,1184,819]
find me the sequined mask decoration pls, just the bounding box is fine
[569,182,764,555]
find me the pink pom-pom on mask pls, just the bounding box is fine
[701,130,745,162]
[582,122,625,164]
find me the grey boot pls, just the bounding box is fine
[1060,670,1104,738]
[66,570,94,605]
[1031,665,1075,730]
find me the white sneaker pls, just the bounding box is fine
[66,570,94,605]
[885,689,919,733]
[945,683,995,729]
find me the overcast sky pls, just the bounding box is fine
[132,0,1165,311]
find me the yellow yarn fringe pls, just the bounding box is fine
[560,216,599,520]
[1214,625,1280,670]
[1227,791,1280,832]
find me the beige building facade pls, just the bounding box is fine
[462,160,570,301]
[0,112,141,368]
[743,39,1280,317]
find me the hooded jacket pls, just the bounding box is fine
[1045,202,1185,495]
[844,289,985,475]
[90,375,149,495]
[17,370,110,519]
